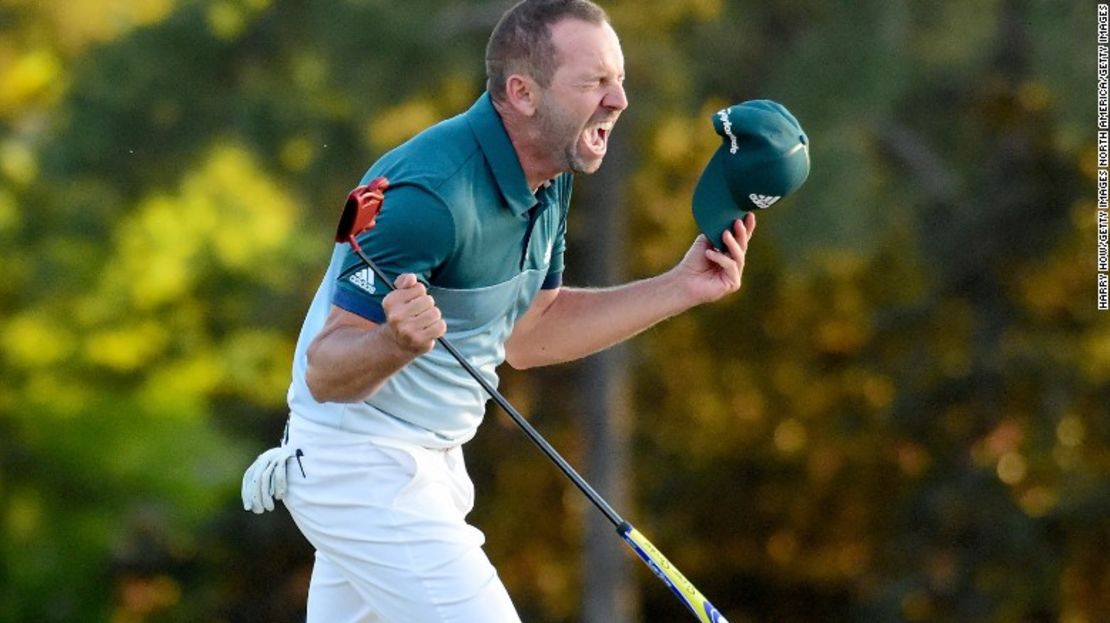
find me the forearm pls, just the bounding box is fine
[305,324,418,403]
[506,270,694,369]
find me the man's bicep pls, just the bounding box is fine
[506,288,560,348]
[305,305,393,402]
[311,305,380,352]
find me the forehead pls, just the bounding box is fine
[548,19,624,75]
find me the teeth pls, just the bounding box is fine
[582,120,614,152]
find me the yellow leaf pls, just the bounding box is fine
[41,0,177,51]
[0,49,62,114]
[138,354,223,419]
[84,322,170,372]
[366,100,440,152]
[0,140,38,185]
[2,311,73,367]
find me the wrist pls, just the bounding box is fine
[379,323,427,360]
[656,267,705,313]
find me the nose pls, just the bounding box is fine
[604,82,628,112]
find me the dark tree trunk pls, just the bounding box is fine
[575,130,640,623]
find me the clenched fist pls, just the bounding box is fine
[382,273,447,354]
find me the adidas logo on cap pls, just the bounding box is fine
[348,267,376,294]
[749,194,781,209]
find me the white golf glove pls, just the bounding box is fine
[241,446,301,514]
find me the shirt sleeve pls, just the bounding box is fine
[541,174,571,290]
[333,183,455,322]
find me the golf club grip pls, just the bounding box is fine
[347,244,624,527]
[619,522,729,623]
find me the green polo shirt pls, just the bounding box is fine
[286,92,571,446]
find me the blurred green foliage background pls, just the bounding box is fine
[0,0,1105,621]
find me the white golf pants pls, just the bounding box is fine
[283,415,521,623]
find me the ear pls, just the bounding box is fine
[503,73,539,117]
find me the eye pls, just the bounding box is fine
[599,74,625,87]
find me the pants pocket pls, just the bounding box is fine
[376,443,428,510]
[445,447,476,515]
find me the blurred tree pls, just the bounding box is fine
[572,124,638,623]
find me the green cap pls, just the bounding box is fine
[692,100,810,249]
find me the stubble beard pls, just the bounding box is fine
[535,96,600,175]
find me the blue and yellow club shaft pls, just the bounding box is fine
[619,522,729,623]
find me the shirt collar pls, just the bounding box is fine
[466,92,537,217]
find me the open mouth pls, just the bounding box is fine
[582,120,615,157]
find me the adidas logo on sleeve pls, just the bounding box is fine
[348,267,376,294]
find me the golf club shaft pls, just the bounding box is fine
[347,241,624,527]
